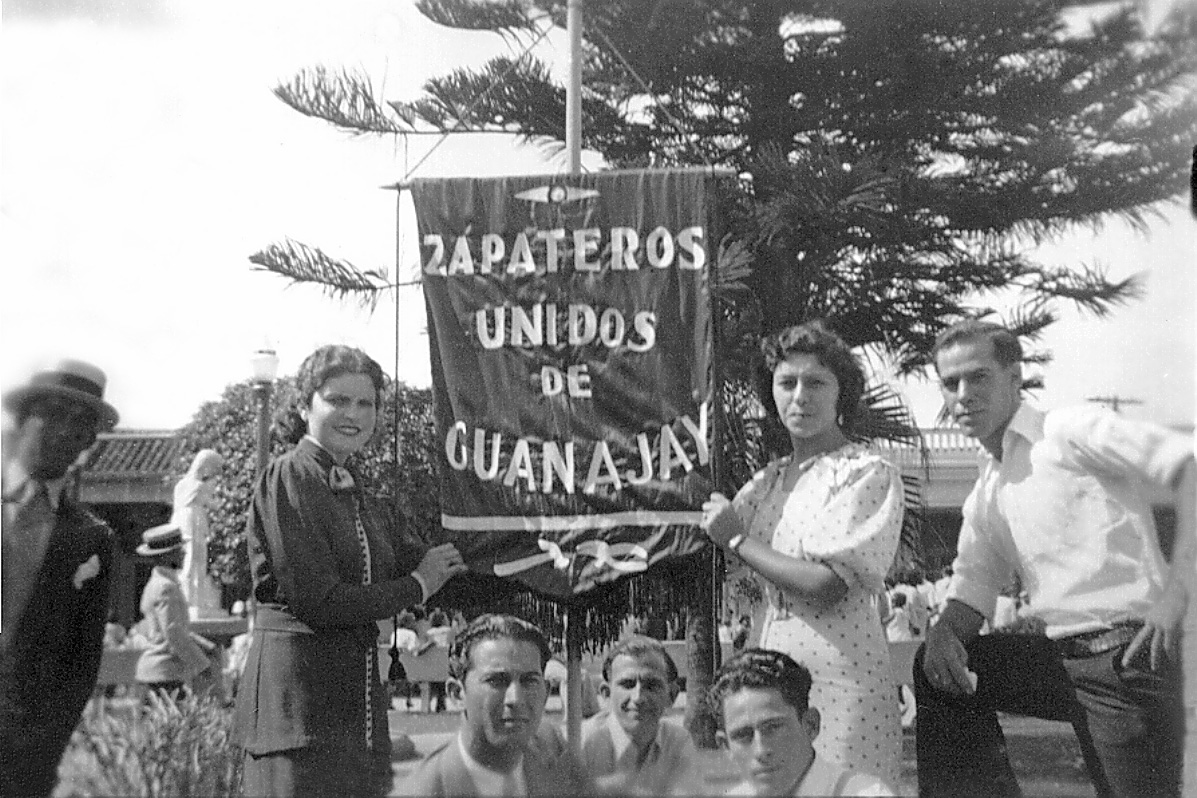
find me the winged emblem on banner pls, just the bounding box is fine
[514,182,600,230]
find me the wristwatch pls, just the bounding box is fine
[727,533,746,553]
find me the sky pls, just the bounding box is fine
[2,0,1194,431]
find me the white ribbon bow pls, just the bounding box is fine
[493,538,649,578]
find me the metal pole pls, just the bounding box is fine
[565,0,583,173]
[250,380,272,619]
[253,382,273,477]
[564,0,584,754]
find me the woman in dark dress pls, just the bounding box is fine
[234,345,466,797]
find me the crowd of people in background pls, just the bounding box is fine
[3,316,1192,797]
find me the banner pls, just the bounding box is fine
[409,168,717,598]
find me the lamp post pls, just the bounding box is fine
[250,348,280,477]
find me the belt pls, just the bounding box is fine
[254,606,316,635]
[254,606,378,648]
[1053,621,1143,659]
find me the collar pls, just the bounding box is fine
[456,732,526,792]
[301,434,335,460]
[152,564,182,582]
[3,461,66,512]
[604,709,659,766]
[983,403,1043,464]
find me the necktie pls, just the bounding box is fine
[2,482,55,638]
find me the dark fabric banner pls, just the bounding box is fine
[409,168,716,599]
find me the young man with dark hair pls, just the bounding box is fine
[397,613,588,796]
[709,648,894,796]
[918,319,1195,798]
[581,635,701,796]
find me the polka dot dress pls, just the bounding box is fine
[730,443,903,784]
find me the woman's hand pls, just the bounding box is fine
[702,492,744,549]
[415,543,469,597]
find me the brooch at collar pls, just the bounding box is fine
[329,466,356,492]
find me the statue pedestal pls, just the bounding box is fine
[181,555,226,617]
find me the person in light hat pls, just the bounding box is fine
[1,358,119,798]
[134,523,214,700]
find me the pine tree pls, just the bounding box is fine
[270,0,1194,368]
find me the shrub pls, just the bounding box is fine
[60,692,241,797]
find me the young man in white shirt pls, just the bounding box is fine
[917,320,1195,798]
[712,649,894,796]
[581,635,702,796]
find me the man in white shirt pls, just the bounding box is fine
[713,649,894,796]
[581,635,702,796]
[917,320,1194,798]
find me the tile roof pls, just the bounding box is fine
[85,430,183,478]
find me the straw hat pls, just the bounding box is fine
[136,523,188,557]
[3,358,119,430]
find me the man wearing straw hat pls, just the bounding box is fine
[1,358,119,797]
[134,522,214,699]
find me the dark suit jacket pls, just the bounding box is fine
[0,497,113,796]
[396,724,590,797]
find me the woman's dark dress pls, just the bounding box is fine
[233,438,425,797]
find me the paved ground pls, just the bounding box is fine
[386,696,1096,797]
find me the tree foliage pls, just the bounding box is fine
[270,0,1193,372]
[172,378,439,598]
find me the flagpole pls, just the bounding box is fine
[564,0,585,756]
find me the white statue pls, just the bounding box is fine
[172,449,225,619]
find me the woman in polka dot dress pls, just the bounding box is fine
[703,321,903,785]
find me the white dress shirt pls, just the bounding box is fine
[946,404,1192,638]
[581,710,703,796]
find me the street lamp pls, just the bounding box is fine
[250,348,280,477]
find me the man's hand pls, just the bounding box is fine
[414,543,468,597]
[1126,457,1197,671]
[922,600,984,696]
[702,492,744,549]
[1123,587,1185,671]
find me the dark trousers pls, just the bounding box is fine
[914,634,1183,798]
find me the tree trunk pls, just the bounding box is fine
[684,550,718,748]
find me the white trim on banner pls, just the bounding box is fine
[442,510,703,532]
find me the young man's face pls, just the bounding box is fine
[9,396,99,481]
[461,638,547,762]
[603,651,677,749]
[935,338,1021,454]
[719,687,819,796]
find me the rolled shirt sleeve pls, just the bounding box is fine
[1055,408,1193,490]
[945,483,1018,623]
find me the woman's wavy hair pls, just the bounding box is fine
[274,345,387,445]
[756,320,867,433]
